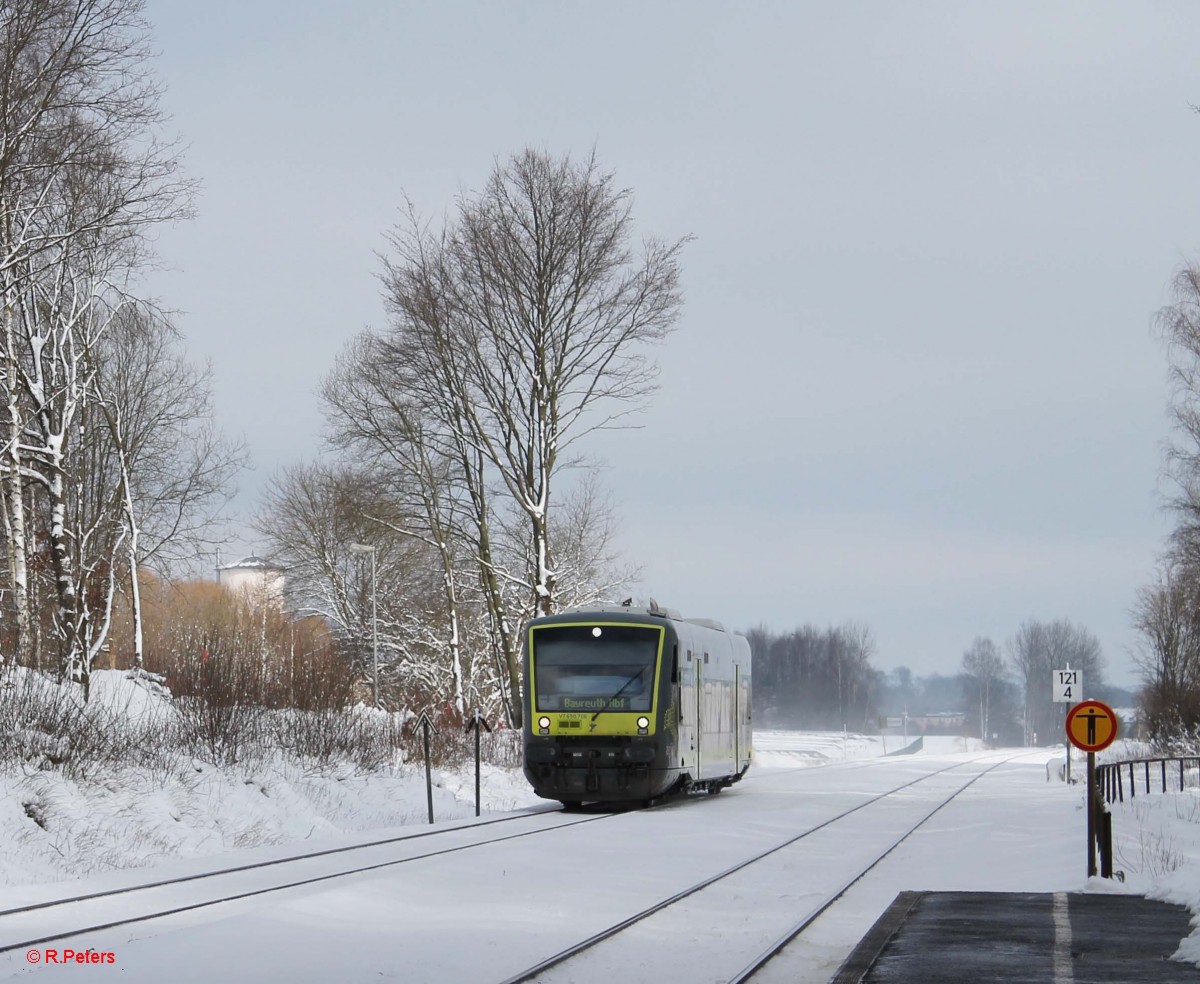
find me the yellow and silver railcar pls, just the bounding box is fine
[522,602,752,807]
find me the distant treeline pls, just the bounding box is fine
[747,624,876,732]
[748,622,1137,744]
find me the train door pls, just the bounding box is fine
[734,663,740,769]
[695,652,704,779]
[679,644,697,776]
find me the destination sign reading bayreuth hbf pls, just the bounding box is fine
[557,697,635,711]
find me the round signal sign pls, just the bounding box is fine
[1064,700,1118,753]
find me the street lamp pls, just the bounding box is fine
[349,543,379,706]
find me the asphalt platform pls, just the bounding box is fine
[832,891,1198,983]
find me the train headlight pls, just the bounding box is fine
[538,716,551,730]
[637,716,650,729]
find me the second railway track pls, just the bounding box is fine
[0,805,618,956]
[498,752,1031,984]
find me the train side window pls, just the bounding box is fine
[704,652,709,664]
[671,644,679,684]
[687,649,692,662]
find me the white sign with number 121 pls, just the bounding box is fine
[1053,669,1079,703]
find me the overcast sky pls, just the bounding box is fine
[140,2,1200,687]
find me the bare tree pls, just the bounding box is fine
[1146,264,1200,740]
[372,150,685,722]
[254,462,493,713]
[0,0,194,675]
[1157,263,1200,563]
[538,469,638,612]
[962,636,1004,743]
[1009,619,1104,745]
[323,334,480,715]
[1131,564,1200,740]
[748,622,879,730]
[381,150,686,615]
[93,307,244,668]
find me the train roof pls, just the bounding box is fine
[556,601,727,633]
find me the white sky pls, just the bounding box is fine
[139,2,1200,686]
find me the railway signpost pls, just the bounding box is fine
[1064,699,1118,878]
[465,709,492,817]
[412,710,439,824]
[1052,667,1079,702]
[1053,667,1080,781]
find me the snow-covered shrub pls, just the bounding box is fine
[175,693,265,768]
[0,667,181,778]
[268,707,404,774]
[0,668,80,769]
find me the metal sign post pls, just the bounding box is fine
[413,710,439,825]
[1053,667,1080,782]
[1064,699,1118,878]
[465,709,492,817]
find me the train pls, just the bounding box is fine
[521,601,752,807]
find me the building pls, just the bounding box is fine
[216,555,285,605]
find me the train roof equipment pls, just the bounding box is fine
[560,600,727,633]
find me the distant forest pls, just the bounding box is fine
[748,624,1136,746]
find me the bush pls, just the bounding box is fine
[0,657,520,783]
[0,666,182,778]
[270,707,404,773]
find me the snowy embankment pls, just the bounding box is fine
[1087,738,1200,965]
[0,669,541,888]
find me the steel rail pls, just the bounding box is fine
[0,803,561,921]
[0,808,613,957]
[727,754,1023,982]
[494,753,1013,984]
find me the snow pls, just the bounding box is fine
[0,676,1197,979]
[0,670,541,888]
[1100,754,1200,965]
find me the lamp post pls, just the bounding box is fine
[349,543,378,706]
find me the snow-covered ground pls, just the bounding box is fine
[1096,742,1200,966]
[0,670,542,888]
[0,674,1197,978]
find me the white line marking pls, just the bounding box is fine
[1053,891,1075,984]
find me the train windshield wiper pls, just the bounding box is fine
[590,668,646,722]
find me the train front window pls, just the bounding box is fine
[532,624,662,712]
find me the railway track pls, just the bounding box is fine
[0,804,609,957]
[0,750,1041,983]
[0,758,878,965]
[497,752,1028,984]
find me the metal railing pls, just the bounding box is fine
[1097,756,1200,806]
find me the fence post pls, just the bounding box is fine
[1100,805,1113,879]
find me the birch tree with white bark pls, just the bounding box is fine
[0,0,206,688]
[92,308,243,669]
[376,149,686,721]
